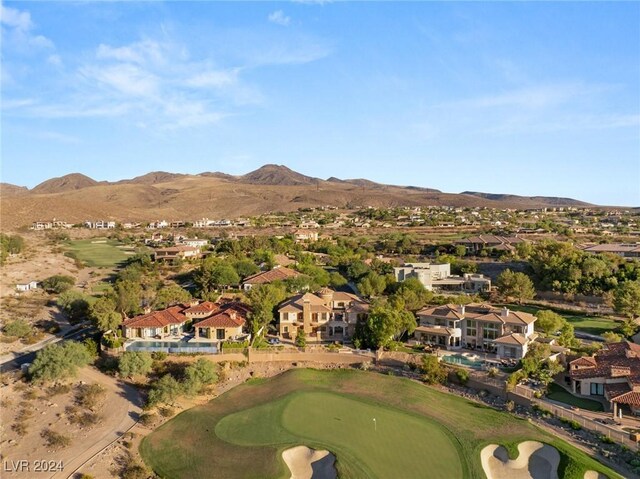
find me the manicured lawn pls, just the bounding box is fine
[64,238,138,267]
[140,369,622,479]
[216,391,463,479]
[502,304,618,337]
[546,383,604,412]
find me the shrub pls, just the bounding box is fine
[421,354,447,385]
[12,421,27,436]
[76,383,106,410]
[118,351,153,378]
[456,369,470,385]
[41,275,75,294]
[68,411,101,428]
[41,429,71,448]
[600,435,615,444]
[183,358,218,396]
[147,375,181,407]
[29,341,93,383]
[158,406,174,417]
[295,329,307,348]
[487,367,499,378]
[505,400,515,412]
[3,319,32,339]
[139,412,156,427]
[221,340,250,349]
[151,351,168,361]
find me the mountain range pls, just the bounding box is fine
[0,164,593,230]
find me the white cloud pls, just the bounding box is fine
[268,10,291,26]
[47,54,62,66]
[36,131,81,144]
[80,64,160,97]
[96,40,165,66]
[1,5,54,50]
[185,69,239,88]
[0,5,33,31]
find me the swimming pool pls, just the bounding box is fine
[441,353,483,369]
[125,341,218,353]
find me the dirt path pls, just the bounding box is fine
[0,366,141,479]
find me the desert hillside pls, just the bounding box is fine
[0,164,592,230]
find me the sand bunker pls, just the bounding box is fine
[481,441,607,479]
[583,472,608,479]
[282,446,337,479]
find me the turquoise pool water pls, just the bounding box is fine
[441,354,483,369]
[125,341,218,353]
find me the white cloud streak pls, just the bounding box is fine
[268,10,291,26]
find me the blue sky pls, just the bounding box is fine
[2,2,639,205]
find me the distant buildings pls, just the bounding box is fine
[456,235,526,255]
[393,263,491,293]
[153,245,201,262]
[16,280,38,292]
[241,266,301,291]
[580,243,640,259]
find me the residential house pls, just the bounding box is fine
[176,237,209,248]
[16,281,38,292]
[414,303,537,359]
[122,300,251,342]
[580,243,640,259]
[294,230,319,242]
[277,288,369,342]
[194,218,216,228]
[241,266,301,291]
[121,306,189,339]
[456,235,526,255]
[569,341,640,417]
[153,245,201,262]
[147,220,169,229]
[31,221,53,230]
[394,263,490,293]
[85,220,116,229]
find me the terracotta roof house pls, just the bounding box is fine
[580,243,640,259]
[569,341,640,417]
[277,288,369,342]
[121,300,251,342]
[415,303,537,359]
[241,266,301,291]
[121,306,188,339]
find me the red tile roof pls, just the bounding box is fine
[569,341,640,381]
[195,311,245,328]
[183,301,219,315]
[243,266,300,285]
[122,306,187,328]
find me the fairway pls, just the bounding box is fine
[140,369,622,479]
[502,304,617,337]
[216,391,462,479]
[64,238,138,267]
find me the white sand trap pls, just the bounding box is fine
[282,445,337,479]
[481,441,560,479]
[583,472,608,479]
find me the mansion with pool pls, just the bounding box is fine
[121,300,251,342]
[414,303,537,360]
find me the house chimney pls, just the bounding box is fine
[458,304,465,315]
[501,307,509,317]
[143,306,151,314]
[230,310,237,320]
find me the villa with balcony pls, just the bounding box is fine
[414,303,537,360]
[277,288,369,342]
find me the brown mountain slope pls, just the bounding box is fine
[239,164,320,185]
[461,191,591,208]
[0,183,29,196]
[31,173,99,194]
[0,165,594,231]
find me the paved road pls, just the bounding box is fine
[0,325,97,373]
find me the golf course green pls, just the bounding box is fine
[140,369,622,479]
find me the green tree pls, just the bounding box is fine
[421,354,447,384]
[364,301,416,349]
[118,351,153,378]
[112,280,143,317]
[389,278,433,312]
[183,358,218,396]
[357,272,387,297]
[29,341,93,383]
[295,328,307,348]
[41,275,75,294]
[497,269,535,303]
[154,285,191,309]
[246,283,287,336]
[3,319,33,338]
[57,290,92,322]
[454,245,467,258]
[233,259,260,279]
[147,374,182,406]
[602,331,623,343]
[89,296,122,332]
[535,310,565,336]
[558,323,577,348]
[328,272,348,288]
[613,281,640,318]
[619,318,638,338]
